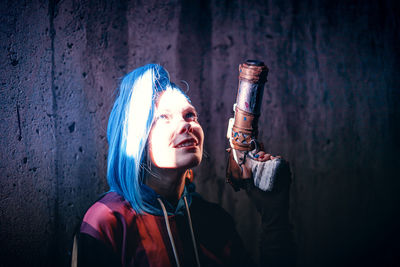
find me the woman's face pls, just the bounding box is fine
[148,89,204,170]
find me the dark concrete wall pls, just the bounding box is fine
[1,0,399,266]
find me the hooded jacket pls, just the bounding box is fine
[75,183,255,267]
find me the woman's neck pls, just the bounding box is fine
[144,167,187,206]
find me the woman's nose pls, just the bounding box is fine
[179,122,192,134]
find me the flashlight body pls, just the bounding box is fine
[230,60,268,151]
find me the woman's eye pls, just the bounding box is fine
[185,112,197,121]
[158,114,169,120]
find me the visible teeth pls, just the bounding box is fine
[177,141,195,148]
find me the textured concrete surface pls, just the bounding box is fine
[1,0,399,266]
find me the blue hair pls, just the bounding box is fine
[106,64,189,213]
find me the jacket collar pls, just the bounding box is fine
[140,182,196,216]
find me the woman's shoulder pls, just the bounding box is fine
[80,192,135,241]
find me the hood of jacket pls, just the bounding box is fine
[140,182,198,216]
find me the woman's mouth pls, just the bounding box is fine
[175,139,198,148]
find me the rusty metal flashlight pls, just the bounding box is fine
[228,60,268,151]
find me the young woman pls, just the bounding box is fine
[74,64,294,267]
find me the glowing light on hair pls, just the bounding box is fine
[125,69,154,157]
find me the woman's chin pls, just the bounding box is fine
[152,155,202,170]
[172,153,202,169]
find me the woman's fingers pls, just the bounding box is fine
[262,153,272,161]
[254,152,282,161]
[254,151,265,159]
[254,151,268,161]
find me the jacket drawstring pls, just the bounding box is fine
[184,196,201,267]
[157,197,201,267]
[157,198,181,267]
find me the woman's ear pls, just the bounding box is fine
[185,169,194,183]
